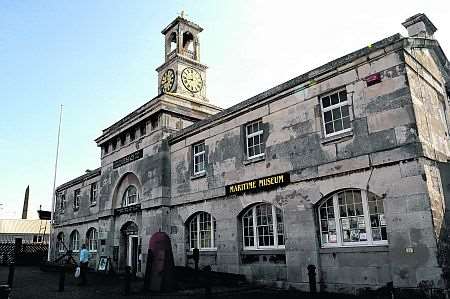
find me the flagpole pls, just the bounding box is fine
[48,104,63,262]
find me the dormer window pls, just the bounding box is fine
[122,185,138,207]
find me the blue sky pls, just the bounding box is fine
[1,1,449,218]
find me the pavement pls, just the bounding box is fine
[0,265,359,299]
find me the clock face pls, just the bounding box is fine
[181,68,203,93]
[161,69,175,93]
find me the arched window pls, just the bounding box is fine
[122,185,138,207]
[318,189,387,247]
[87,228,98,252]
[183,31,194,53]
[188,212,216,250]
[169,32,177,52]
[70,230,80,252]
[241,203,285,249]
[57,232,65,252]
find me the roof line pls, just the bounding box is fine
[56,167,101,192]
[168,33,404,143]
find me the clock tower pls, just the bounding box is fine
[156,15,208,102]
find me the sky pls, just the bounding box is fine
[1,1,449,219]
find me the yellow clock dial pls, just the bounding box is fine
[181,68,203,93]
[161,69,175,93]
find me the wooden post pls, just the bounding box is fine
[307,264,317,293]
[124,266,131,295]
[7,263,15,288]
[58,265,65,292]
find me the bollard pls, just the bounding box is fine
[124,266,131,295]
[307,264,317,293]
[7,263,15,288]
[204,265,212,299]
[193,248,199,272]
[58,265,65,292]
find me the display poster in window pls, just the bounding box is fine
[329,233,337,243]
[357,217,366,229]
[97,256,109,272]
[322,233,329,243]
[350,229,360,241]
[350,218,358,229]
[379,214,386,226]
[342,230,350,241]
[372,229,382,241]
[341,218,350,230]
[359,232,367,241]
[327,219,336,230]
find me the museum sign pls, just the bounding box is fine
[114,203,141,216]
[225,173,290,196]
[113,149,143,169]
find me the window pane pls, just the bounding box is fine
[325,123,333,134]
[333,120,343,131]
[338,90,347,102]
[341,105,349,117]
[332,108,341,120]
[331,93,339,105]
[324,111,332,122]
[322,96,331,108]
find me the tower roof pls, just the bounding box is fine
[161,16,203,34]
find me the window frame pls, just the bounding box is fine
[73,189,80,211]
[90,183,97,206]
[188,212,216,251]
[318,189,388,248]
[192,142,206,176]
[70,230,80,252]
[87,228,98,252]
[122,185,138,207]
[242,203,285,250]
[245,120,265,160]
[320,88,352,138]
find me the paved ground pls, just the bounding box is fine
[0,266,359,299]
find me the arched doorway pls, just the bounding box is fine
[120,221,139,274]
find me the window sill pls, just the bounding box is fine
[241,249,285,255]
[243,155,265,165]
[90,203,97,207]
[73,208,79,212]
[319,244,388,254]
[187,249,217,255]
[191,172,206,180]
[321,130,353,145]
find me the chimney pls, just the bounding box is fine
[402,13,437,39]
[22,185,29,219]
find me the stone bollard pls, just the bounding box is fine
[58,265,65,292]
[124,266,131,295]
[307,264,317,293]
[7,263,15,288]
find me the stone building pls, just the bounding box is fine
[52,14,450,293]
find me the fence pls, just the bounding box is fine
[0,242,48,265]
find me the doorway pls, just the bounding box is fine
[120,221,139,273]
[128,235,138,272]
